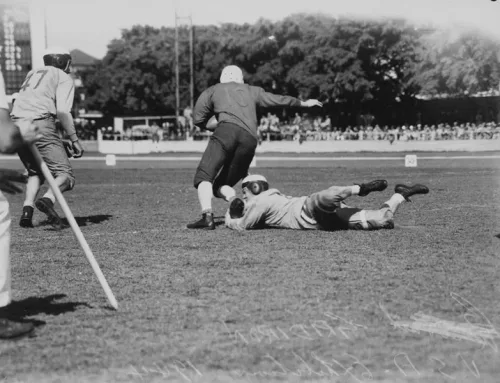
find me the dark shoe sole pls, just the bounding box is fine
[186,224,216,230]
[395,184,429,201]
[359,180,388,196]
[19,218,34,228]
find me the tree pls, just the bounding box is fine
[84,25,177,116]
[416,29,500,97]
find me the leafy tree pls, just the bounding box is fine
[416,29,500,97]
[84,25,177,116]
[81,14,500,125]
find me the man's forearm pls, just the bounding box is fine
[259,92,301,108]
[57,111,78,142]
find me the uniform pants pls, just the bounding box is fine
[0,192,11,307]
[302,186,405,231]
[193,123,258,194]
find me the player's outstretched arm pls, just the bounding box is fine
[225,201,267,231]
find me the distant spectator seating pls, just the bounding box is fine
[94,113,500,142]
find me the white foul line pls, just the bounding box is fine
[1,155,500,161]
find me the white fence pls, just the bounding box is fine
[95,131,500,154]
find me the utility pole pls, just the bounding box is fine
[174,10,180,126]
[174,10,194,123]
[189,18,194,111]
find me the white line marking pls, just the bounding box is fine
[2,155,500,161]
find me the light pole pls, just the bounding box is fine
[174,10,194,127]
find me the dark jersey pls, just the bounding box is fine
[193,83,302,140]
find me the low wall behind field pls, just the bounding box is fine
[93,139,499,154]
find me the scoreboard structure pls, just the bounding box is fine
[0,2,45,99]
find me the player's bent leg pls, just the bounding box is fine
[193,126,237,189]
[19,175,42,228]
[0,192,12,308]
[314,186,354,209]
[346,208,395,230]
[0,200,35,338]
[213,128,258,196]
[186,181,216,230]
[189,134,233,230]
[302,188,354,230]
[214,185,236,202]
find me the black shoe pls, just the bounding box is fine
[35,197,63,229]
[19,206,34,228]
[358,180,388,197]
[186,213,215,230]
[229,198,245,219]
[0,318,34,340]
[395,184,429,202]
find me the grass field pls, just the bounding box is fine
[0,152,499,383]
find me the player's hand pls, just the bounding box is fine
[0,169,27,195]
[15,119,42,145]
[301,99,323,108]
[71,140,84,158]
[63,140,74,158]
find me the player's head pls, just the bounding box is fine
[220,65,244,84]
[241,174,269,199]
[43,47,72,74]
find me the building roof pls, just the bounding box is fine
[70,49,98,66]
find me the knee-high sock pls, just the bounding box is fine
[23,175,41,207]
[216,185,236,202]
[382,193,405,215]
[0,192,11,308]
[43,174,72,204]
[198,181,213,214]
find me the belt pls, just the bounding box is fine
[33,114,56,121]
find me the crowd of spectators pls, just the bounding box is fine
[256,113,500,143]
[92,111,500,142]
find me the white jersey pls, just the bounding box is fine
[11,66,74,120]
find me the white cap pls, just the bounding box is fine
[220,65,244,84]
[242,174,267,184]
[43,47,70,56]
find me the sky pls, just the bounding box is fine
[34,0,500,59]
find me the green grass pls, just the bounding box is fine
[1,156,499,382]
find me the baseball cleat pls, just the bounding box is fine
[19,206,34,228]
[395,184,429,202]
[35,197,63,229]
[186,212,215,230]
[358,180,388,197]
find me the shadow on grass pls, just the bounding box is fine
[495,233,500,239]
[39,214,113,229]
[62,214,113,227]
[0,294,91,327]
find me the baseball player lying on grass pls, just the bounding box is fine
[225,175,429,231]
